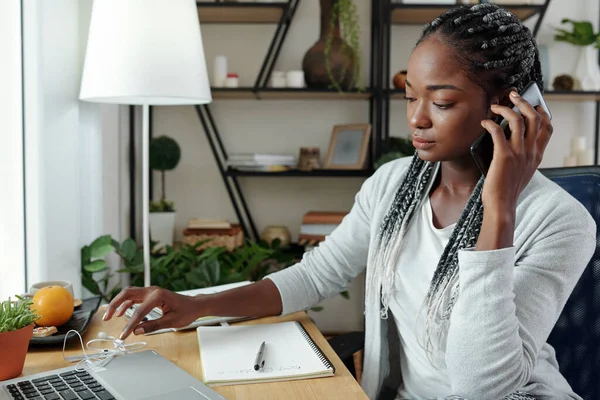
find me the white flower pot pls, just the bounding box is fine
[149,212,176,249]
[575,46,600,91]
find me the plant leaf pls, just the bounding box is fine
[84,260,107,273]
[90,244,113,259]
[310,306,324,312]
[340,290,350,300]
[122,238,137,261]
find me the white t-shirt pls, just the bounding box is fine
[389,196,455,399]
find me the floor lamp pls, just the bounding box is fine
[79,0,212,287]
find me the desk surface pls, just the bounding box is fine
[23,306,368,400]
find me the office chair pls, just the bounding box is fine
[328,166,600,400]
[539,166,600,400]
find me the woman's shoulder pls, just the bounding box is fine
[519,170,596,237]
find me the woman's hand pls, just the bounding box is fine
[477,90,553,250]
[103,286,207,340]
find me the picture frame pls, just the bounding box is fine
[323,123,371,170]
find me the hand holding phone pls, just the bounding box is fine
[471,81,552,176]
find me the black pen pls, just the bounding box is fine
[254,341,266,371]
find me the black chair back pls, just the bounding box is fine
[539,166,600,400]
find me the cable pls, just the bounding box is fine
[62,330,147,372]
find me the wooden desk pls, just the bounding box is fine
[23,306,368,400]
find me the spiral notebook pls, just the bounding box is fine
[196,321,335,386]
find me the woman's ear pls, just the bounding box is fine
[498,86,518,107]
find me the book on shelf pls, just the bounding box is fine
[228,153,296,166]
[187,219,231,230]
[298,211,348,246]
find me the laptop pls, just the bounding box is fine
[0,350,226,400]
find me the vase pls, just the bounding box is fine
[574,45,600,91]
[0,323,34,381]
[302,0,356,90]
[149,211,176,250]
[260,226,291,247]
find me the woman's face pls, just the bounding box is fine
[405,36,494,164]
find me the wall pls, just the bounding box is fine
[150,0,598,332]
[0,0,26,300]
[19,0,125,299]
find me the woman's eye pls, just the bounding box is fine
[403,96,416,102]
[434,102,454,109]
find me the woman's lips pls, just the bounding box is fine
[412,135,436,150]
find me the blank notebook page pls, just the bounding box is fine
[197,321,335,386]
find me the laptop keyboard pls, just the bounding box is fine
[5,370,116,400]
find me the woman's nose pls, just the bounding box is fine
[408,102,432,130]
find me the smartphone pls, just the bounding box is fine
[470,81,552,176]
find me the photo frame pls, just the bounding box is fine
[323,124,371,170]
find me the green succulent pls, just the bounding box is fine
[0,296,40,333]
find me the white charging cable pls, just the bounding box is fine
[62,330,147,372]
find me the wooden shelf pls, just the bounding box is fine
[226,168,373,177]
[196,2,288,24]
[388,89,600,102]
[390,4,543,25]
[211,87,372,100]
[544,91,600,102]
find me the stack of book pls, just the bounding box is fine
[182,219,243,251]
[227,153,296,172]
[298,211,348,247]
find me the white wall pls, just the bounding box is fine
[21,0,123,299]
[0,0,26,300]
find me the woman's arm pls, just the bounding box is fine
[106,159,399,339]
[444,194,595,399]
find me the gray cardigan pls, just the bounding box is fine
[266,157,596,400]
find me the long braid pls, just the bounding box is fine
[368,3,545,363]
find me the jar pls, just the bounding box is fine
[225,73,239,88]
[298,147,321,171]
[260,226,291,247]
[270,71,286,88]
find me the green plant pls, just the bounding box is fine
[81,236,143,303]
[375,136,415,169]
[149,199,175,213]
[324,0,363,92]
[150,135,181,211]
[554,19,600,47]
[0,296,40,333]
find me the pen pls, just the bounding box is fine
[254,341,266,371]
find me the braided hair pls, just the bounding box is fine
[366,3,544,361]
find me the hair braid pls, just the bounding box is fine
[369,3,545,361]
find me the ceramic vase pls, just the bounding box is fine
[302,0,356,90]
[574,45,600,91]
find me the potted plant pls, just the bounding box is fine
[554,19,600,90]
[149,135,181,249]
[302,0,363,92]
[0,296,40,380]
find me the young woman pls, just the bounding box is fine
[104,4,595,400]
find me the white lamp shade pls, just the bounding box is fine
[79,0,212,105]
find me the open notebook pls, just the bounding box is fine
[197,321,336,386]
[124,281,253,335]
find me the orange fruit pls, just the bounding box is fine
[30,286,74,327]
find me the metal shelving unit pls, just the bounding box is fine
[132,0,600,241]
[191,0,380,241]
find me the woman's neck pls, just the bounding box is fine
[433,158,482,196]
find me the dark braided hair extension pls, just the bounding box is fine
[366,3,545,361]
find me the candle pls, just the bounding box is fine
[577,149,594,166]
[213,55,227,88]
[571,136,587,155]
[563,155,578,167]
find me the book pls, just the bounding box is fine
[124,281,253,335]
[299,223,339,236]
[302,211,348,225]
[187,219,231,229]
[197,321,335,386]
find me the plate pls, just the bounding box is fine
[28,296,102,347]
